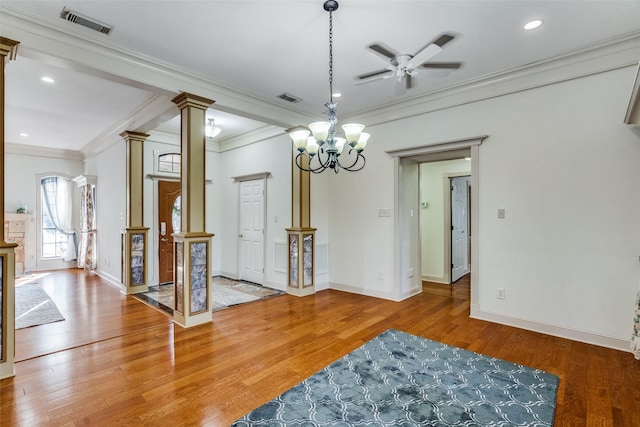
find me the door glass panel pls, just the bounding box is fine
[172,195,181,234]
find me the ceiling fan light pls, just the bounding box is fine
[309,121,331,142]
[290,129,311,151]
[355,132,370,152]
[205,118,222,139]
[342,123,364,143]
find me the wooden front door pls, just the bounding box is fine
[158,180,181,284]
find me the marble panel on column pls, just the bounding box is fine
[190,241,207,314]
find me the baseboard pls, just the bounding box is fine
[470,304,632,353]
[264,280,286,292]
[330,282,420,302]
[421,275,449,284]
[95,270,122,289]
[219,270,239,280]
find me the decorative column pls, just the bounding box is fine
[171,93,214,328]
[120,131,150,294]
[286,153,316,297]
[0,37,20,380]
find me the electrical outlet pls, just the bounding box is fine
[497,288,505,300]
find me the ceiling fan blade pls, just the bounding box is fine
[408,33,456,68]
[420,62,462,69]
[405,74,414,90]
[367,43,399,60]
[408,43,442,69]
[354,68,394,85]
[432,33,455,48]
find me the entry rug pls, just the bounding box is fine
[15,284,65,329]
[233,329,558,426]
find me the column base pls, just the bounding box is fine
[173,232,214,328]
[121,227,150,295]
[0,242,17,380]
[287,285,316,298]
[286,228,316,297]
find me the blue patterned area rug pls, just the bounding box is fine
[233,329,558,426]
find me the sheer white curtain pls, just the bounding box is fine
[77,184,97,270]
[41,176,77,261]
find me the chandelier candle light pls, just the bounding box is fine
[288,0,370,173]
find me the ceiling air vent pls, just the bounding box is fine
[277,93,302,103]
[60,7,114,35]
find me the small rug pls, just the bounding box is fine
[134,277,284,315]
[233,329,559,426]
[15,284,65,329]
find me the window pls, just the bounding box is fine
[157,153,180,173]
[40,176,75,260]
[42,203,68,258]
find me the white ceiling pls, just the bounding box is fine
[2,1,640,153]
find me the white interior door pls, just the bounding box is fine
[451,176,470,282]
[239,179,264,284]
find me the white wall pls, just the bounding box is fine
[310,168,330,290]
[328,65,640,349]
[6,153,83,271]
[420,159,471,282]
[84,142,126,283]
[218,133,292,290]
[5,153,83,217]
[327,138,396,298]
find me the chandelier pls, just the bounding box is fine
[288,0,370,174]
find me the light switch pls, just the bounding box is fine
[497,208,505,219]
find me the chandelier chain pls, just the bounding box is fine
[328,9,334,104]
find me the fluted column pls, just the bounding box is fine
[286,152,316,297]
[0,37,20,380]
[120,131,150,294]
[171,93,214,328]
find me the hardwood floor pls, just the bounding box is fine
[2,269,639,426]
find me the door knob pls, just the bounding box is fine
[239,234,243,238]
[161,238,169,242]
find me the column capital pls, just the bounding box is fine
[171,92,215,111]
[0,37,19,60]
[120,131,150,142]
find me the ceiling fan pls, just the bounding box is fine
[355,33,462,91]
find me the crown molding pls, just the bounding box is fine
[6,142,83,161]
[345,32,640,127]
[217,125,285,153]
[80,93,177,160]
[0,5,317,129]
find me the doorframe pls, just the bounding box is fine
[387,135,486,307]
[233,172,270,283]
[445,173,471,284]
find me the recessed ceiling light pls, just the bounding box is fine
[41,76,55,83]
[524,19,543,31]
[332,92,342,98]
[20,132,29,137]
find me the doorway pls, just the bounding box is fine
[238,178,265,284]
[450,176,471,282]
[388,135,485,307]
[158,180,180,284]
